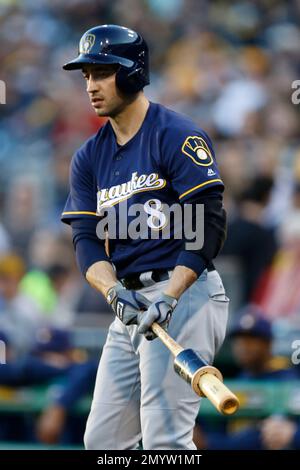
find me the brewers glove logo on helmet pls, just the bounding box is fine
[80,33,96,54]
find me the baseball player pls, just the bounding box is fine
[61,24,229,450]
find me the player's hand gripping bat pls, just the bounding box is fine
[151,322,239,415]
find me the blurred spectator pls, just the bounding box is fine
[0,326,97,444]
[254,183,300,318]
[260,416,300,450]
[30,326,98,445]
[0,328,74,443]
[0,329,73,386]
[228,306,293,379]
[36,359,97,444]
[222,176,278,303]
[21,233,82,324]
[0,253,43,356]
[212,47,268,137]
[4,177,42,258]
[31,327,74,366]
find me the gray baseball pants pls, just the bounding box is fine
[84,269,229,450]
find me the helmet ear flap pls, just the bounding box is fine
[116,66,145,94]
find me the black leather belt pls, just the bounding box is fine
[120,263,215,290]
[121,269,172,290]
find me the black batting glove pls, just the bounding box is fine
[106,282,151,325]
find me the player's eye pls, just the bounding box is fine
[82,68,116,81]
[94,70,114,79]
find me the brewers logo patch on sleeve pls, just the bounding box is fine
[181,135,213,167]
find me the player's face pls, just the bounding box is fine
[232,336,271,371]
[82,64,130,117]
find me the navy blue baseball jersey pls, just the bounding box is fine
[61,102,224,278]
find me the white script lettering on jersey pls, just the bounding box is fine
[97,171,166,211]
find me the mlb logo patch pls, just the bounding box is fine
[207,168,216,177]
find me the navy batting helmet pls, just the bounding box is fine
[63,24,149,94]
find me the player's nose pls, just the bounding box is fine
[86,76,99,94]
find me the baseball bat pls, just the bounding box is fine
[151,322,239,415]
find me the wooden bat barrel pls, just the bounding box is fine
[151,323,239,415]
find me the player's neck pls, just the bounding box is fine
[109,94,149,146]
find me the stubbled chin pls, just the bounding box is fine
[94,109,107,117]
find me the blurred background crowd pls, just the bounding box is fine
[0,0,300,450]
